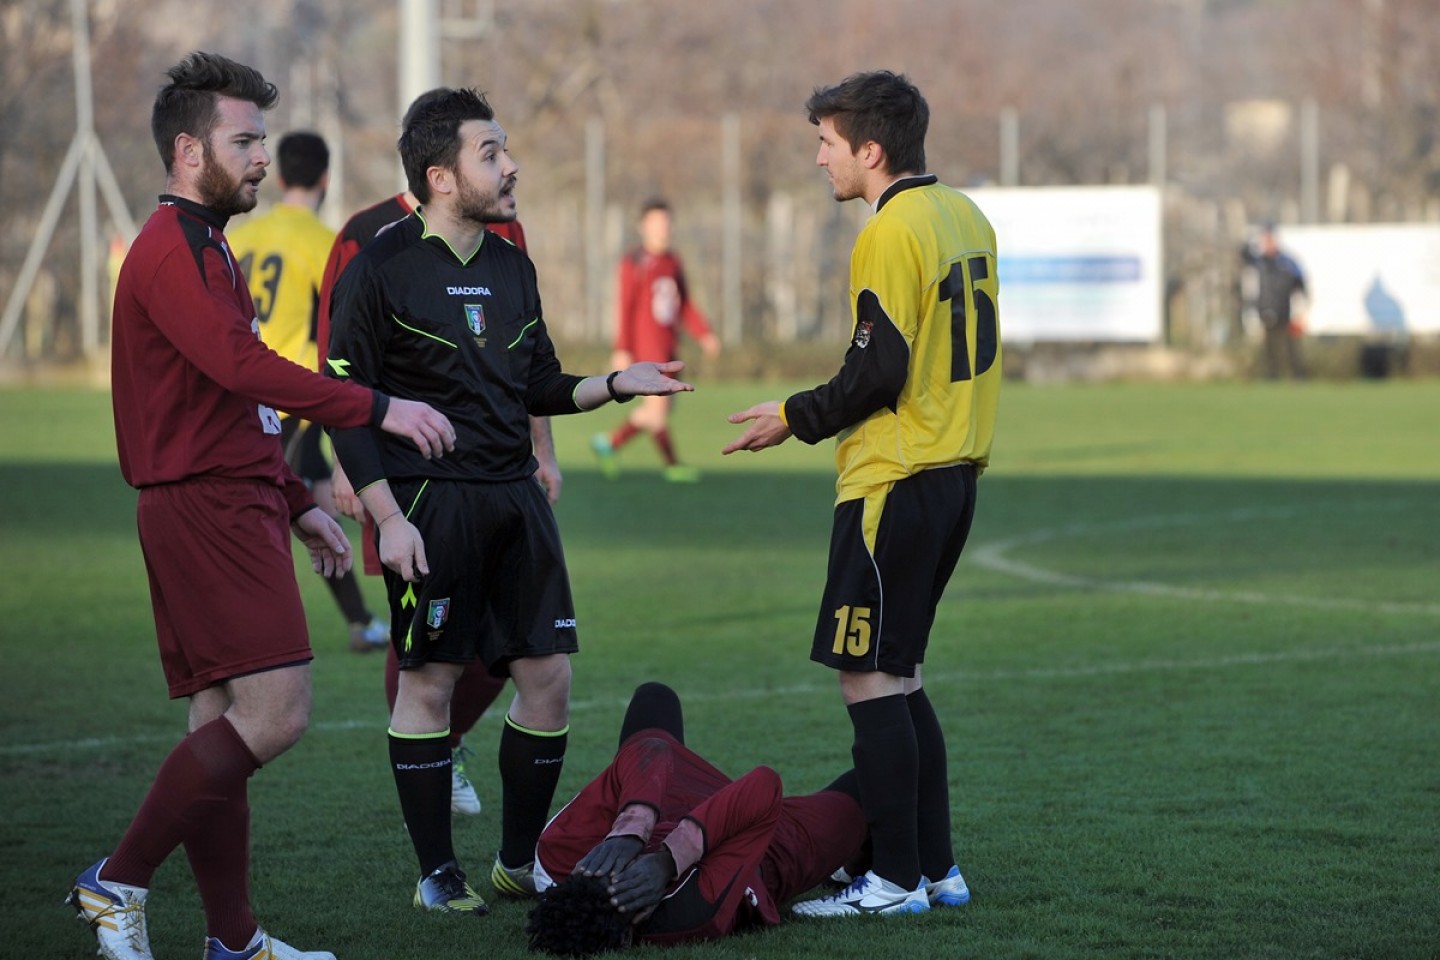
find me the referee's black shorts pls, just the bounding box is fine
[809,463,978,678]
[382,476,579,674]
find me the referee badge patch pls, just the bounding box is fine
[426,597,451,630]
[465,304,487,346]
[465,303,485,335]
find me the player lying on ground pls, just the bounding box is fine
[524,682,868,954]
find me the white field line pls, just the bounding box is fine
[8,504,1436,758]
[7,641,1439,757]
[968,503,1440,617]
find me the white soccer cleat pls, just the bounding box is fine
[451,744,481,816]
[791,869,929,918]
[68,858,154,960]
[926,865,971,907]
[202,927,336,960]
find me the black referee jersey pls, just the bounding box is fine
[326,210,584,490]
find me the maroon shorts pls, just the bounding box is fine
[137,477,312,698]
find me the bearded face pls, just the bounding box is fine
[454,162,517,225]
[197,143,262,217]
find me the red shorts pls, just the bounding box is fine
[137,478,312,698]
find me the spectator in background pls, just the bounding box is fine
[1241,222,1308,380]
[228,130,389,653]
[591,198,720,483]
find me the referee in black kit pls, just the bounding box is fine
[325,87,692,917]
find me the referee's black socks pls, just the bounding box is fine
[848,693,922,891]
[498,715,568,868]
[388,728,455,876]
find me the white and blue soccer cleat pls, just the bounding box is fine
[925,865,971,907]
[202,927,336,960]
[68,858,153,960]
[792,869,929,918]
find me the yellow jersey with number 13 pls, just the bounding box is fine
[228,203,336,376]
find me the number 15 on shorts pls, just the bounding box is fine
[832,605,872,656]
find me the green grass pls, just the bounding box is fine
[2,380,1438,959]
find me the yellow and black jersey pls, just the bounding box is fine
[227,203,336,376]
[782,175,1000,503]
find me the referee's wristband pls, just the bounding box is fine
[606,370,633,404]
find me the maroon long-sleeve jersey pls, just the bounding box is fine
[614,248,713,362]
[111,195,379,516]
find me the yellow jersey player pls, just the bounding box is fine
[229,131,388,652]
[725,69,998,917]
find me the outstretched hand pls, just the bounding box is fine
[721,400,791,454]
[574,835,645,881]
[615,360,694,398]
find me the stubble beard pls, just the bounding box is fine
[456,172,516,225]
[197,156,258,218]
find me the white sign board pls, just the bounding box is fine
[965,186,1163,343]
[1278,224,1440,336]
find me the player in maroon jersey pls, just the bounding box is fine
[525,683,868,952]
[591,198,720,483]
[68,52,453,960]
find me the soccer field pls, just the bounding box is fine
[2,381,1437,959]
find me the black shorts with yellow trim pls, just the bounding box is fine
[809,463,978,677]
[382,476,578,674]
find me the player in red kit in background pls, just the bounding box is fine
[592,198,720,483]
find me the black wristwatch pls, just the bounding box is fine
[606,370,633,404]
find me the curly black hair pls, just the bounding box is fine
[525,875,634,957]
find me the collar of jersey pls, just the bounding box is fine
[158,193,228,231]
[414,206,485,265]
[873,174,938,213]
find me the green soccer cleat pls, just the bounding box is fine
[590,433,620,480]
[490,853,537,898]
[662,463,701,483]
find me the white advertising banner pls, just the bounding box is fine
[1277,224,1440,336]
[965,186,1163,343]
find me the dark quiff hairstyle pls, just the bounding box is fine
[398,87,496,204]
[525,876,633,957]
[151,52,278,172]
[804,69,928,176]
[276,131,329,189]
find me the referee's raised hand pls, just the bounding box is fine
[380,398,457,459]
